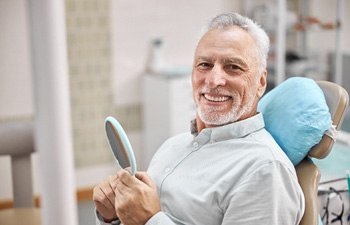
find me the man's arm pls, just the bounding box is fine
[221,161,305,225]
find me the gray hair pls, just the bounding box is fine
[203,13,270,73]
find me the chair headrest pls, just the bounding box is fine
[258,77,349,165]
[308,81,349,159]
[258,77,332,165]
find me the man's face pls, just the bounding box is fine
[192,26,266,127]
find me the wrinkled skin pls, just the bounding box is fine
[93,170,160,225]
[192,26,267,131]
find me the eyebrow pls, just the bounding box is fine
[195,56,247,65]
[195,56,214,63]
[194,56,249,70]
[223,57,248,69]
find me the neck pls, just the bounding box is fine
[195,110,258,133]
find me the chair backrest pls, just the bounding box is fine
[296,81,349,225]
[0,121,35,207]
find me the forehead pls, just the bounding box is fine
[195,26,258,59]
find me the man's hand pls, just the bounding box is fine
[114,170,161,225]
[93,175,119,222]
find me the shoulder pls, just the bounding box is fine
[248,128,296,173]
[220,127,299,189]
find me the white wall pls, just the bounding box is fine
[0,0,34,119]
[110,0,241,106]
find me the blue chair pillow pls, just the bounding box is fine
[258,77,332,165]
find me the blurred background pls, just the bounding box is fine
[0,0,349,224]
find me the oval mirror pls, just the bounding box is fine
[105,116,137,175]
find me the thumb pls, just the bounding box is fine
[135,171,155,187]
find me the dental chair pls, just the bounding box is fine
[0,120,35,207]
[296,81,349,225]
[0,120,41,225]
[259,78,349,225]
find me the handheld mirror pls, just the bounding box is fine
[105,116,137,175]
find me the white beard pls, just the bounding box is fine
[196,87,256,126]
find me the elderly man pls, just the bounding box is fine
[93,13,305,225]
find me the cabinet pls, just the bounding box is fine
[142,74,195,169]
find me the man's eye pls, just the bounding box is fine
[226,64,241,71]
[197,63,211,69]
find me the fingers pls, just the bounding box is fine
[113,175,131,220]
[93,184,114,210]
[113,170,161,225]
[113,184,124,215]
[100,186,115,209]
[124,166,132,174]
[93,170,149,223]
[94,200,116,220]
[114,170,153,202]
[92,176,118,221]
[105,176,118,205]
[108,175,118,194]
[135,171,155,187]
[117,169,154,187]
[117,169,137,187]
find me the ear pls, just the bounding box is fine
[257,69,267,98]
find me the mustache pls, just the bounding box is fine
[199,86,232,96]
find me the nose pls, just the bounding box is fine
[205,65,226,88]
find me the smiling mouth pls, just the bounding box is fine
[203,94,232,102]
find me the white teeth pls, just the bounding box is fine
[204,94,230,102]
